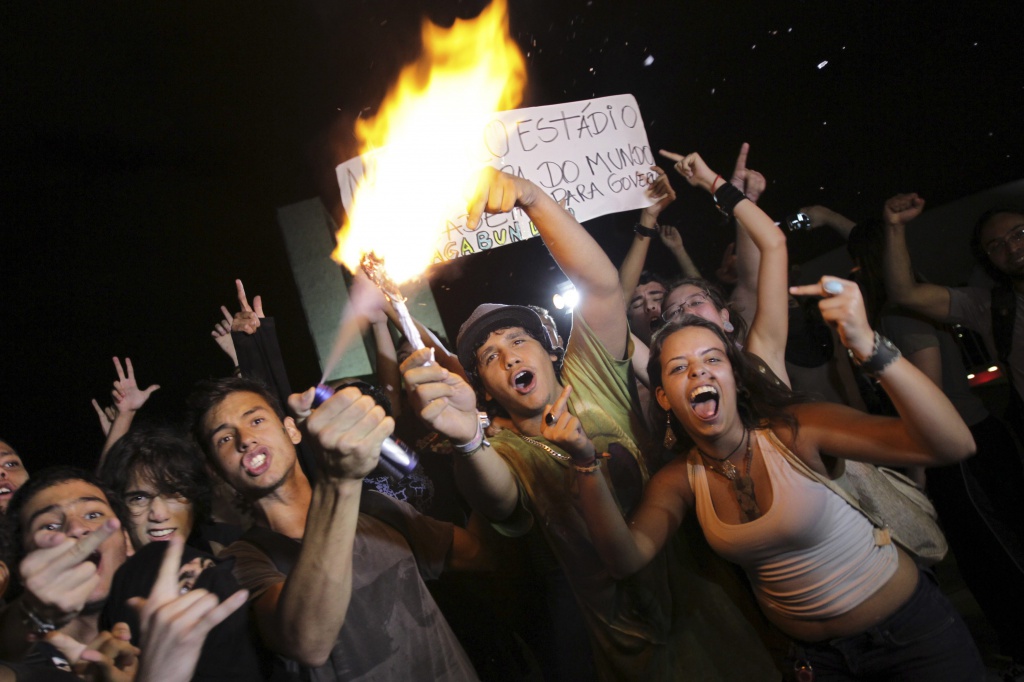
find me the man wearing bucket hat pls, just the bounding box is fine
[402,169,781,681]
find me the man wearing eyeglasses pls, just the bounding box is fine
[884,194,1024,432]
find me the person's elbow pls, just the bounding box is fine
[930,428,976,465]
[283,637,336,668]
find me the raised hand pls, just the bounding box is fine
[90,399,119,438]
[20,520,121,628]
[401,347,480,444]
[111,357,160,413]
[657,223,684,251]
[230,279,264,335]
[47,624,139,682]
[724,142,766,204]
[289,386,392,481]
[211,305,238,364]
[466,167,539,230]
[883,193,926,228]
[541,385,595,464]
[129,537,248,682]
[789,277,874,361]
[640,166,676,221]
[659,150,718,193]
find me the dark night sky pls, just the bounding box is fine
[2,1,1021,469]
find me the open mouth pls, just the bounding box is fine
[148,528,176,540]
[689,385,720,420]
[242,448,270,476]
[512,370,536,394]
[85,550,101,568]
[0,485,12,497]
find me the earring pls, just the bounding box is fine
[723,320,735,333]
[663,412,677,449]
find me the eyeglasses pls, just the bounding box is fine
[984,224,1024,257]
[661,293,710,323]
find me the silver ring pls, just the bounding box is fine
[823,280,844,296]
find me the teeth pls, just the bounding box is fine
[689,385,719,401]
[0,488,10,495]
[250,453,266,468]
[149,529,174,537]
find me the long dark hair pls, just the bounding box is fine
[647,316,806,452]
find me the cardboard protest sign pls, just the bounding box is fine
[336,93,655,263]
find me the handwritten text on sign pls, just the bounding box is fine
[336,94,656,263]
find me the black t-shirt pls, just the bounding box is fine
[102,542,271,681]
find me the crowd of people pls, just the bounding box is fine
[1,143,1023,682]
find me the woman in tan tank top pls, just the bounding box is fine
[541,275,984,680]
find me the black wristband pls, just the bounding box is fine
[712,182,746,216]
[633,222,659,238]
[849,331,902,378]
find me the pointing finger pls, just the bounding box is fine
[658,149,684,162]
[733,142,749,173]
[236,279,252,312]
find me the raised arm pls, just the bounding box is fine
[250,386,392,667]
[801,205,857,239]
[661,147,791,385]
[619,167,677,298]
[882,193,951,321]
[401,348,519,522]
[788,277,974,468]
[468,168,629,359]
[97,357,160,469]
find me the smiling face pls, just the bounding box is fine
[655,326,742,444]
[123,471,195,549]
[628,281,667,344]
[202,391,302,500]
[475,327,560,421]
[0,442,29,513]
[662,284,730,332]
[20,480,128,605]
[980,212,1024,279]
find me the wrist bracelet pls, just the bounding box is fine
[20,601,63,636]
[712,182,746,217]
[849,331,902,378]
[573,458,602,474]
[633,222,659,238]
[451,412,491,456]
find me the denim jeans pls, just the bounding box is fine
[787,569,984,681]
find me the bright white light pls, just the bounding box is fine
[817,60,829,69]
[563,288,580,309]
[643,55,654,66]
[967,373,975,380]
[552,293,564,309]
[988,365,999,372]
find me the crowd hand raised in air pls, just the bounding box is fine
[715,242,738,285]
[210,304,238,365]
[883,193,926,228]
[90,400,119,438]
[229,279,264,335]
[727,142,766,203]
[789,276,875,361]
[400,348,480,445]
[640,166,676,221]
[128,537,248,682]
[48,622,138,682]
[659,150,719,194]
[111,357,160,414]
[541,385,596,465]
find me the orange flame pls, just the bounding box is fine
[333,0,526,283]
